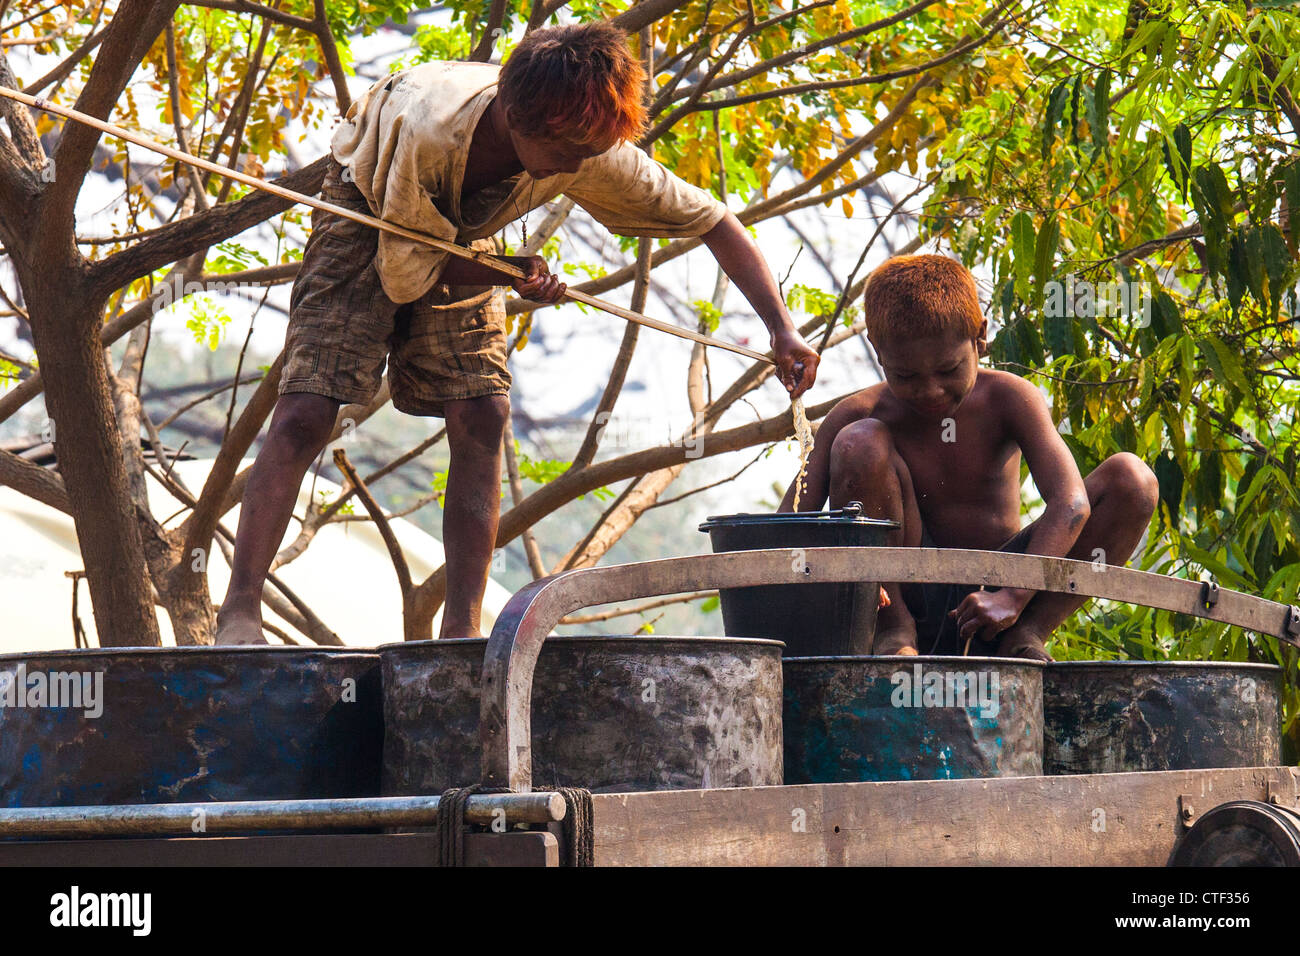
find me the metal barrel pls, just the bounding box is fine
[381,635,784,794]
[0,647,383,807]
[698,506,899,656]
[783,655,1045,783]
[1043,661,1282,775]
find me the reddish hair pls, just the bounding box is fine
[862,255,984,347]
[497,21,647,151]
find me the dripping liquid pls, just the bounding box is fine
[791,397,813,511]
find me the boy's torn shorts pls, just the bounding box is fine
[901,522,1035,656]
[279,155,512,418]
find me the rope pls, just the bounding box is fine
[436,785,594,867]
[547,787,595,867]
[436,785,505,867]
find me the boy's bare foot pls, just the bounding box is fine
[213,610,269,646]
[872,625,919,656]
[994,629,1053,662]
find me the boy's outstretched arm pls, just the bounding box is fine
[949,375,1091,644]
[701,211,819,399]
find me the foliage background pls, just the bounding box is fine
[0,0,1296,758]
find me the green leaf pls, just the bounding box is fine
[1016,315,1045,367]
[1010,211,1035,297]
[999,277,1017,321]
[1194,450,1223,521]
[1162,122,1192,200]
[1193,163,1236,227]
[1150,291,1182,339]
[1044,305,1071,358]
[1260,223,1291,321]
[517,455,569,485]
[1042,80,1070,161]
[1198,335,1251,401]
[1069,74,1083,147]
[430,469,449,506]
[1236,456,1265,513]
[1153,451,1184,525]
[692,299,723,333]
[1089,68,1111,153]
[1033,215,1060,308]
[1253,521,1277,587]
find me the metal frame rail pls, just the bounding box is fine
[481,546,1300,792]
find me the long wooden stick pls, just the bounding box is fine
[1,85,776,366]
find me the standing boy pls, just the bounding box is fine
[780,255,1158,660]
[217,22,818,644]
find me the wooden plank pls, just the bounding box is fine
[592,766,1300,866]
[0,831,559,867]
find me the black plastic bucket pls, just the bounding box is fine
[699,503,898,656]
[1043,661,1283,774]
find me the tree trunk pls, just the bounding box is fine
[20,264,161,647]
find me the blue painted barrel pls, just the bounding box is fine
[783,655,1044,783]
[0,648,382,807]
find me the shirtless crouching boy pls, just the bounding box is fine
[779,255,1159,660]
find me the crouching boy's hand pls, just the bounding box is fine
[511,256,567,304]
[948,587,1031,644]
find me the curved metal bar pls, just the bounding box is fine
[480,547,1300,792]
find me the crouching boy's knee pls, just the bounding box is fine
[829,418,896,478]
[1102,451,1159,517]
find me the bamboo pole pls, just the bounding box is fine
[1,86,776,366]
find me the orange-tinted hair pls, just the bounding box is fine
[497,21,647,151]
[862,254,984,347]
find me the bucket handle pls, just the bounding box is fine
[479,546,1300,792]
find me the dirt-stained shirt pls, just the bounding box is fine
[329,60,729,304]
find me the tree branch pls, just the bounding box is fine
[559,590,716,624]
[43,0,182,247]
[0,261,298,426]
[179,351,283,560]
[312,0,351,115]
[188,0,314,31]
[469,0,508,62]
[610,0,693,34]
[88,156,327,296]
[0,47,45,166]
[333,447,411,598]
[0,447,69,512]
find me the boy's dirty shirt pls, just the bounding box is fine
[329,60,728,305]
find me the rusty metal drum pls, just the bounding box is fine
[0,647,383,807]
[381,635,784,794]
[783,656,1044,783]
[1043,661,1283,775]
